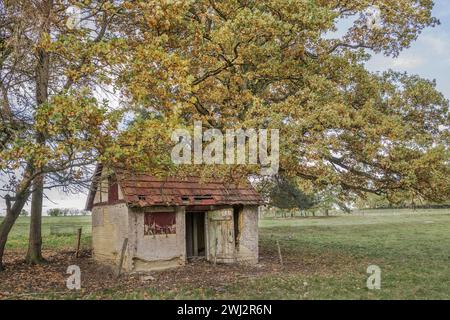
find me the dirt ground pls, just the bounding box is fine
[0,248,295,299]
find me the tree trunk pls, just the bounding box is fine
[25,176,45,264]
[24,0,51,265]
[0,190,31,271]
[0,213,17,271]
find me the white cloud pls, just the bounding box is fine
[391,55,425,69]
[420,34,449,55]
[367,54,425,71]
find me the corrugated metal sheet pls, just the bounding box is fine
[115,171,263,207]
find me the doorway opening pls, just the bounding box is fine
[233,205,243,247]
[185,212,206,260]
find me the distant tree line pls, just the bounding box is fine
[47,208,90,217]
[356,194,450,210]
[19,210,29,217]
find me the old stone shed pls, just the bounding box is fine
[85,166,262,272]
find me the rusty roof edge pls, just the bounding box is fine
[90,167,263,209]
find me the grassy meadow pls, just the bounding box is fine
[3,216,92,250]
[1,208,449,299]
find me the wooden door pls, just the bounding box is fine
[206,208,235,263]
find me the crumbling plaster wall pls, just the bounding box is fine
[92,203,129,266]
[236,205,259,264]
[127,206,186,272]
[92,202,259,272]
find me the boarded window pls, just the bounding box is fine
[144,212,176,235]
[108,177,119,203]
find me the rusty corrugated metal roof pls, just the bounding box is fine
[115,171,262,207]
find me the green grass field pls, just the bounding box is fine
[1,209,449,299]
[252,209,450,299]
[3,216,92,250]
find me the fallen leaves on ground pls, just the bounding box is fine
[0,246,367,300]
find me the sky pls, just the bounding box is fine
[1,0,449,216]
[365,0,450,99]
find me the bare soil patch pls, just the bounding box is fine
[0,246,348,299]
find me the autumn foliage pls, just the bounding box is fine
[0,0,449,269]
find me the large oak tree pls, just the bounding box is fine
[0,0,448,270]
[113,0,448,202]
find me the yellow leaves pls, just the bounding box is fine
[33,32,52,53]
[14,0,435,201]
[14,89,119,172]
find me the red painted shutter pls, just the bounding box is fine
[144,212,176,235]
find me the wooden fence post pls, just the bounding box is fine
[117,238,129,278]
[276,240,283,267]
[75,228,82,258]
